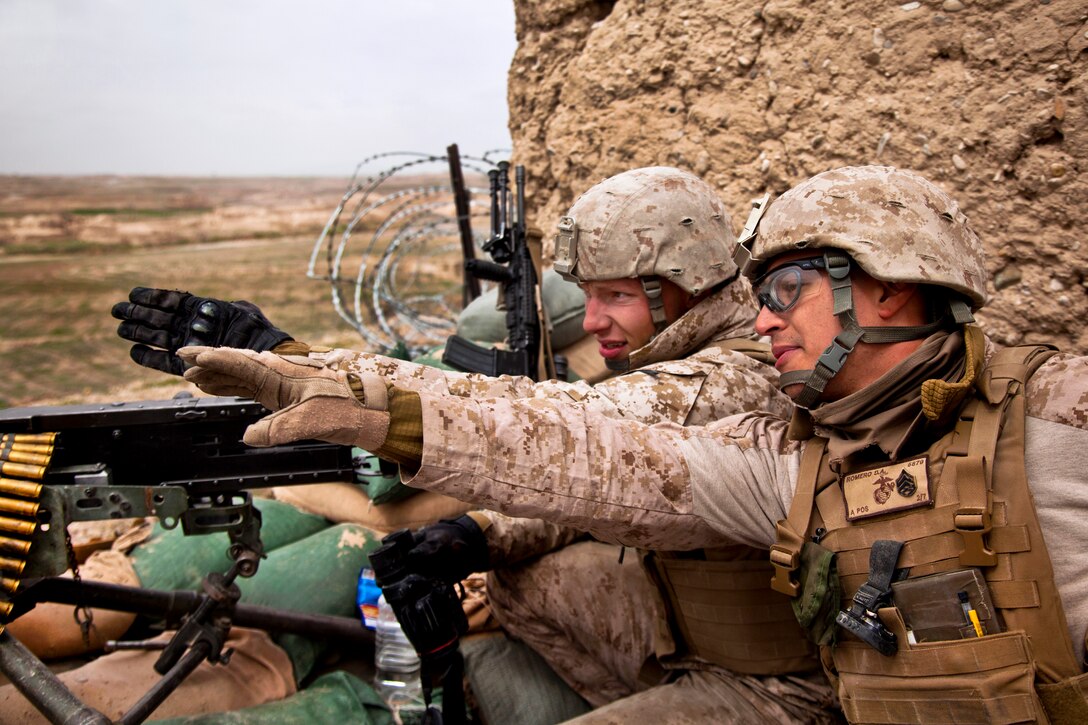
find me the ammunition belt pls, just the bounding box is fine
[0,432,53,634]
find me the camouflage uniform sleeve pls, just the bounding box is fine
[403,393,802,550]
[481,512,588,569]
[1023,352,1088,665]
[1024,352,1088,430]
[313,348,607,402]
[684,352,795,424]
[587,348,793,427]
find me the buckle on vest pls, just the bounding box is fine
[954,506,997,567]
[769,544,800,596]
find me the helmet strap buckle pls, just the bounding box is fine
[732,193,771,277]
[553,216,579,279]
[640,276,669,334]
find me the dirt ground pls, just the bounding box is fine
[0,176,376,407]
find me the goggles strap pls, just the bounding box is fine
[778,251,975,409]
[825,251,854,316]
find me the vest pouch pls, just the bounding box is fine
[832,607,1046,724]
[1037,670,1088,723]
[791,540,840,646]
[651,556,818,675]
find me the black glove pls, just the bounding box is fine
[406,515,490,584]
[111,287,293,376]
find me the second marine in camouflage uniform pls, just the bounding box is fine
[192,168,839,722]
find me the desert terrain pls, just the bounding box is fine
[0,176,405,407]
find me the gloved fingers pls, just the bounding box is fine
[183,366,258,398]
[127,287,189,312]
[111,301,177,331]
[242,396,389,449]
[180,347,307,411]
[177,346,265,375]
[116,320,172,348]
[130,345,187,376]
[407,536,445,561]
[176,345,217,366]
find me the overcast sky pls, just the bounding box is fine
[0,1,516,176]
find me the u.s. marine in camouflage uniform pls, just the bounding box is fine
[184,166,1088,723]
[185,168,839,722]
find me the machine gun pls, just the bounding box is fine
[442,161,555,381]
[0,394,372,724]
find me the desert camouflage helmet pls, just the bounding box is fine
[734,165,988,308]
[553,167,739,328]
[732,166,986,408]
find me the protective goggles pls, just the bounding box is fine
[753,256,829,313]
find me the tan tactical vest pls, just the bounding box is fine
[640,336,818,678]
[642,546,819,676]
[772,343,1088,723]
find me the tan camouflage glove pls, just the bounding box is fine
[178,346,390,449]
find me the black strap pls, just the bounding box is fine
[835,539,903,656]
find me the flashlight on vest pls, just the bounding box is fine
[835,539,903,656]
[835,583,898,656]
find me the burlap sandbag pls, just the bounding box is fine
[272,484,472,534]
[5,549,141,659]
[0,627,295,724]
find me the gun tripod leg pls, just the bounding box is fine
[0,629,111,725]
[117,639,212,725]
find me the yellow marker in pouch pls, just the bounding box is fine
[958,590,984,637]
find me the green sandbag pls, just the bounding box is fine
[458,269,586,349]
[131,498,332,592]
[235,522,381,682]
[236,523,380,616]
[462,632,591,724]
[148,671,395,725]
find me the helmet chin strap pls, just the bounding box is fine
[606,276,669,373]
[641,276,669,333]
[780,251,973,409]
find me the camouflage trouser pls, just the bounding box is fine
[564,668,841,724]
[486,540,658,708]
[487,540,840,724]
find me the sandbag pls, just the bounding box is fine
[148,671,394,725]
[458,268,586,350]
[272,485,472,534]
[131,498,330,592]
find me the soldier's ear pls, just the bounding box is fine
[874,281,923,322]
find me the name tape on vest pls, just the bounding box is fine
[843,456,931,521]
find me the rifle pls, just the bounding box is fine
[0,394,371,724]
[442,161,554,381]
[446,143,481,308]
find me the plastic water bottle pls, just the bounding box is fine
[375,593,425,715]
[357,567,381,630]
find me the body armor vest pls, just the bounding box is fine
[642,546,818,676]
[772,343,1088,723]
[640,337,818,678]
